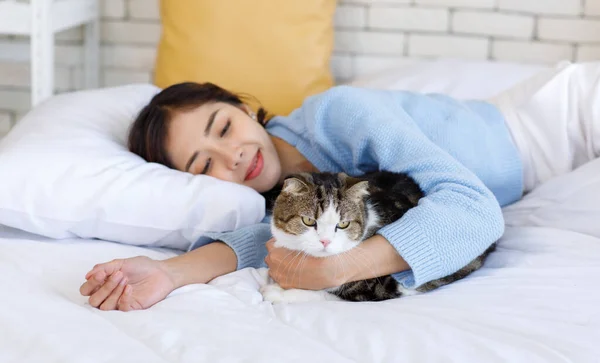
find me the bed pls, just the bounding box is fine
[1,59,599,363]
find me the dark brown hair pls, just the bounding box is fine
[128,82,269,169]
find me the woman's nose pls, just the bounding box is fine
[226,148,243,169]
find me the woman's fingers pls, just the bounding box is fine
[265,238,275,248]
[88,271,124,308]
[79,270,107,296]
[99,277,128,311]
[118,285,142,312]
[81,259,125,299]
[84,259,123,281]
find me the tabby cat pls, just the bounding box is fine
[260,171,496,303]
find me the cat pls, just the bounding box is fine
[259,171,496,304]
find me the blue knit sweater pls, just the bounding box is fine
[190,86,524,289]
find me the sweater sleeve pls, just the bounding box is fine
[310,86,505,289]
[188,222,272,271]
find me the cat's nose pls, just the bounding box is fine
[320,239,330,247]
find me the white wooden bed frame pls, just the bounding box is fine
[0,0,99,106]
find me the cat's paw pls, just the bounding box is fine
[261,284,337,304]
[260,284,286,304]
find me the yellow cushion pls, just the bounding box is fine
[154,0,337,116]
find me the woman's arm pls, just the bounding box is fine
[341,235,411,282]
[265,235,410,290]
[268,86,504,290]
[165,221,273,287]
[194,222,272,270]
[164,242,237,288]
[81,223,272,311]
[80,241,238,311]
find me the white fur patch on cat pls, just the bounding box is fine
[260,284,341,304]
[397,285,420,296]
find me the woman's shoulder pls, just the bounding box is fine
[266,85,399,131]
[296,85,389,116]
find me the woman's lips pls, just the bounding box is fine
[245,150,263,181]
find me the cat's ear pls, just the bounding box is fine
[346,180,369,201]
[282,177,309,195]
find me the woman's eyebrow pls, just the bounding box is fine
[204,109,220,136]
[185,108,221,172]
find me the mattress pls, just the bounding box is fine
[1,59,599,363]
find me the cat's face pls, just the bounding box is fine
[271,173,370,257]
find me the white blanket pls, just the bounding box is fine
[2,155,600,363]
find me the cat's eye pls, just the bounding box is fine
[301,216,316,227]
[336,221,350,229]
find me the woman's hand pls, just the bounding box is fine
[264,239,346,290]
[80,242,238,311]
[79,256,177,311]
[264,235,411,290]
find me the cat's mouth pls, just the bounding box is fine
[245,150,263,181]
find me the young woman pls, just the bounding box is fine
[79,61,600,311]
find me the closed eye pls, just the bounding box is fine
[220,120,231,137]
[200,158,211,175]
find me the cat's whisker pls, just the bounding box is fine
[342,253,363,286]
[333,255,342,286]
[351,246,380,274]
[291,249,308,288]
[280,248,299,266]
[333,254,347,289]
[283,250,303,285]
[347,247,385,287]
[274,247,299,279]
[297,250,310,288]
[343,251,388,295]
[338,253,350,286]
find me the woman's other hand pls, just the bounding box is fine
[264,235,411,290]
[264,238,346,290]
[79,256,176,311]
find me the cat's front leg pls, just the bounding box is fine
[260,283,340,304]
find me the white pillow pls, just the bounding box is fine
[0,84,266,250]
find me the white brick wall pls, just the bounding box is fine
[354,56,418,77]
[577,45,600,62]
[101,0,126,19]
[538,18,600,43]
[0,62,72,91]
[335,5,366,28]
[0,0,599,131]
[586,0,600,16]
[335,30,405,55]
[492,41,574,64]
[497,0,581,16]
[409,34,489,59]
[452,11,535,39]
[417,0,494,8]
[129,0,160,20]
[101,21,161,45]
[368,7,449,32]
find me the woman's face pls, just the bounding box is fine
[166,102,281,193]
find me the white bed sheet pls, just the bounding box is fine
[2,59,599,363]
[1,175,599,363]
